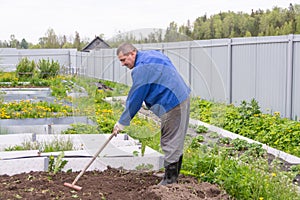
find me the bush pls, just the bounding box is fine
[37,58,60,79]
[16,57,36,80]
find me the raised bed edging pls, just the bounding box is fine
[189,118,300,164]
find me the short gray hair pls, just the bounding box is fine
[116,43,137,55]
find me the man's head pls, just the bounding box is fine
[117,43,137,69]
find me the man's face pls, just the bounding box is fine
[118,51,136,69]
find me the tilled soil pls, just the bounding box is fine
[0,167,230,200]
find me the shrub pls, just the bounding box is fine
[16,57,35,80]
[37,59,60,79]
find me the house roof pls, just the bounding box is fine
[81,36,111,52]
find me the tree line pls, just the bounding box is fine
[1,4,299,49]
[0,29,90,50]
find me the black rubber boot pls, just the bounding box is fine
[177,154,183,175]
[158,161,179,185]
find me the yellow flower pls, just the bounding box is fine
[271,173,276,177]
[259,197,264,200]
[274,111,280,116]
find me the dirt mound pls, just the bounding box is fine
[0,167,230,200]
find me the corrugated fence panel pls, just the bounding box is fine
[292,35,300,119]
[93,51,102,79]
[0,48,75,72]
[86,51,95,78]
[209,39,229,102]
[164,42,190,87]
[190,40,213,99]
[256,41,288,115]
[231,40,257,104]
[231,36,289,117]
[190,40,229,102]
[0,48,18,71]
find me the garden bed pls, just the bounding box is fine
[0,167,230,200]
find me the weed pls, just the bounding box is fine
[48,152,68,174]
[195,125,208,133]
[135,163,154,171]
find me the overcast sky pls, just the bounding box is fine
[0,0,298,43]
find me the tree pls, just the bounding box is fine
[73,31,81,50]
[192,15,207,39]
[164,21,181,42]
[20,39,29,49]
[9,34,19,48]
[212,14,223,38]
[44,28,60,48]
[179,20,192,38]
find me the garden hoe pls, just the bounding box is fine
[64,132,117,191]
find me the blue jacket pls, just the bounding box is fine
[118,50,191,126]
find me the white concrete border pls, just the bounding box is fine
[190,118,300,164]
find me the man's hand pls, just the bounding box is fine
[112,122,124,136]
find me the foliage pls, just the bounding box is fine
[5,137,74,152]
[37,59,60,79]
[62,123,101,134]
[125,117,161,155]
[15,57,35,80]
[190,97,300,157]
[135,163,154,171]
[182,140,300,200]
[49,76,74,99]
[29,76,50,86]
[0,100,74,119]
[48,152,68,174]
[195,125,208,133]
[190,135,205,148]
[0,72,16,82]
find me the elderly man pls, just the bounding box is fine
[113,43,190,185]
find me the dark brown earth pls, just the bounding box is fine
[0,167,230,200]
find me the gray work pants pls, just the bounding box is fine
[160,97,190,166]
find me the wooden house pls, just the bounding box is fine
[81,36,111,52]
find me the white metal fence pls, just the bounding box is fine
[1,34,300,120]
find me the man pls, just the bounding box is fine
[113,43,190,185]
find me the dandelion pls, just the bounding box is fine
[274,111,280,116]
[271,173,276,177]
[259,197,264,200]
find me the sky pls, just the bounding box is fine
[0,0,298,44]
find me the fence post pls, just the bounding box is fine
[286,34,294,119]
[93,51,96,79]
[112,49,115,82]
[227,38,232,104]
[68,50,71,75]
[188,41,192,87]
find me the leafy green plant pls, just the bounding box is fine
[16,57,36,80]
[62,123,101,134]
[37,59,60,79]
[132,150,139,156]
[231,138,250,151]
[190,135,205,148]
[195,125,208,133]
[208,131,219,138]
[48,152,68,174]
[0,72,16,82]
[29,76,50,86]
[135,163,154,170]
[183,144,300,200]
[190,97,300,158]
[218,137,231,145]
[5,137,74,152]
